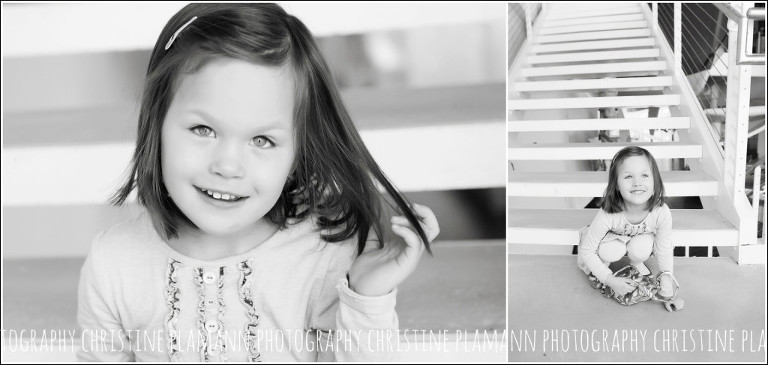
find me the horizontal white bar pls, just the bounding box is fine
[509,95,680,110]
[542,13,645,28]
[507,209,738,246]
[508,142,701,160]
[1,122,506,206]
[3,3,505,58]
[546,7,642,21]
[507,117,690,132]
[537,29,652,44]
[507,171,717,197]
[520,61,666,77]
[530,38,656,53]
[539,21,648,35]
[511,76,672,92]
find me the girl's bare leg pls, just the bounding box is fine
[627,234,653,275]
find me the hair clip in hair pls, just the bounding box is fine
[165,16,198,51]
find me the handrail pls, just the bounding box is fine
[714,3,766,65]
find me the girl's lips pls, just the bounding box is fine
[195,187,249,206]
[194,185,248,199]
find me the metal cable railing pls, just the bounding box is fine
[657,3,731,144]
[652,2,766,248]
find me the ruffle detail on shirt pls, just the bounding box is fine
[238,259,261,362]
[165,259,183,361]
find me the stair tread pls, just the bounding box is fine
[511,76,671,91]
[508,208,735,231]
[546,7,643,21]
[507,209,739,246]
[508,142,702,160]
[507,117,690,132]
[542,13,645,28]
[537,29,652,45]
[539,21,648,35]
[507,170,717,197]
[521,61,666,77]
[531,38,656,53]
[509,95,680,110]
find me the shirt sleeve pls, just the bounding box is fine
[310,231,399,362]
[578,210,615,283]
[76,233,134,362]
[653,204,674,274]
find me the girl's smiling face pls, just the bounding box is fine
[161,58,295,237]
[616,155,655,211]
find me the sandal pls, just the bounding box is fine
[653,271,685,312]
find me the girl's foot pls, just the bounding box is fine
[632,262,651,276]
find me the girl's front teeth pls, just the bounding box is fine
[202,189,239,201]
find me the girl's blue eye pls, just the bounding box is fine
[252,136,275,148]
[191,125,215,138]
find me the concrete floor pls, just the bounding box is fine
[508,254,766,362]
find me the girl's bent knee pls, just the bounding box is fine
[598,240,626,263]
[627,234,653,262]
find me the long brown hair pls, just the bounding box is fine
[111,4,430,255]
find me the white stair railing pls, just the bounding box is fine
[649,2,766,263]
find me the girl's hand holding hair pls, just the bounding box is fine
[348,204,440,297]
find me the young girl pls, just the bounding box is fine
[77,4,439,362]
[577,146,677,309]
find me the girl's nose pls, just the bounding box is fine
[209,143,245,179]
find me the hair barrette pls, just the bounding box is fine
[165,16,198,51]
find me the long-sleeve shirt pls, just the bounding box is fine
[577,204,673,284]
[77,211,398,362]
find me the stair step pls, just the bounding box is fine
[508,117,690,132]
[512,76,672,92]
[537,29,652,44]
[507,209,738,246]
[509,95,680,110]
[508,142,701,160]
[546,7,643,21]
[548,3,640,13]
[507,171,717,197]
[543,13,645,28]
[539,21,648,36]
[528,49,660,65]
[520,61,666,78]
[531,38,656,53]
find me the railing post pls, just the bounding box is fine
[724,3,752,200]
[652,3,658,28]
[723,2,758,255]
[674,3,682,76]
[754,166,762,225]
[524,3,533,38]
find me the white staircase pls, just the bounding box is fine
[508,3,739,252]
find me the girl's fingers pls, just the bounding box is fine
[411,204,439,239]
[391,215,434,244]
[391,224,425,254]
